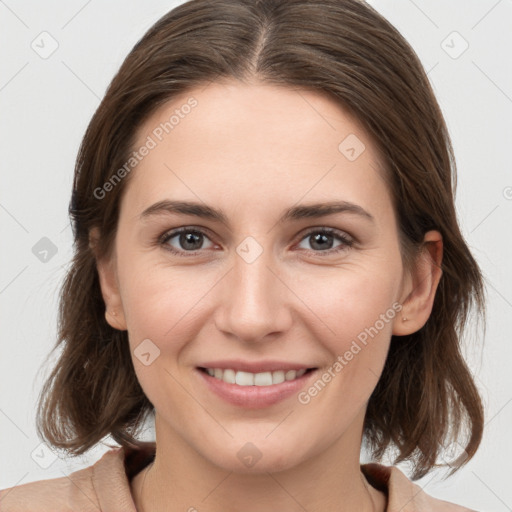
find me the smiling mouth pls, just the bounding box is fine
[198,367,317,386]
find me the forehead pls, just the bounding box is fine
[123,80,391,220]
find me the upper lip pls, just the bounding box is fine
[198,360,317,373]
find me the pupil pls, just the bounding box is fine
[311,233,331,251]
[181,232,202,250]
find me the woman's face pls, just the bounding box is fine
[97,80,435,473]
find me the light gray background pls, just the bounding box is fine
[1,0,511,510]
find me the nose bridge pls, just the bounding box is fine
[234,244,275,302]
[215,237,291,342]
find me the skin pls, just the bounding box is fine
[92,80,442,512]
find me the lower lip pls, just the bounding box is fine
[196,368,317,409]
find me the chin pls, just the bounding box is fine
[200,435,307,475]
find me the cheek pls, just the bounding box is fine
[286,261,402,412]
[119,264,203,341]
[116,246,226,373]
[289,260,402,344]
[116,260,206,406]
[290,271,400,423]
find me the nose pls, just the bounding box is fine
[213,245,293,343]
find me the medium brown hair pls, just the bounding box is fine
[36,0,485,480]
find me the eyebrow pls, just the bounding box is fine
[139,199,374,225]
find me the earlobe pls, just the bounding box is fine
[393,230,443,336]
[104,305,127,331]
[89,228,127,331]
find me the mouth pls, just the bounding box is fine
[195,365,319,408]
[197,367,316,386]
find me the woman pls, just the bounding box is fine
[0,0,484,510]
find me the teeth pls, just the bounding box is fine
[204,368,309,386]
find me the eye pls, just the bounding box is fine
[296,227,353,254]
[159,226,354,257]
[160,227,216,256]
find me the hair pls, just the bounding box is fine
[36,0,485,480]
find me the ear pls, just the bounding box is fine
[89,227,127,331]
[393,230,443,336]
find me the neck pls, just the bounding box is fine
[131,415,386,512]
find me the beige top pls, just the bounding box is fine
[0,442,475,511]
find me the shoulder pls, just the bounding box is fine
[0,462,99,512]
[0,446,136,512]
[361,463,478,512]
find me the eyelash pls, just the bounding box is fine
[158,226,355,257]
